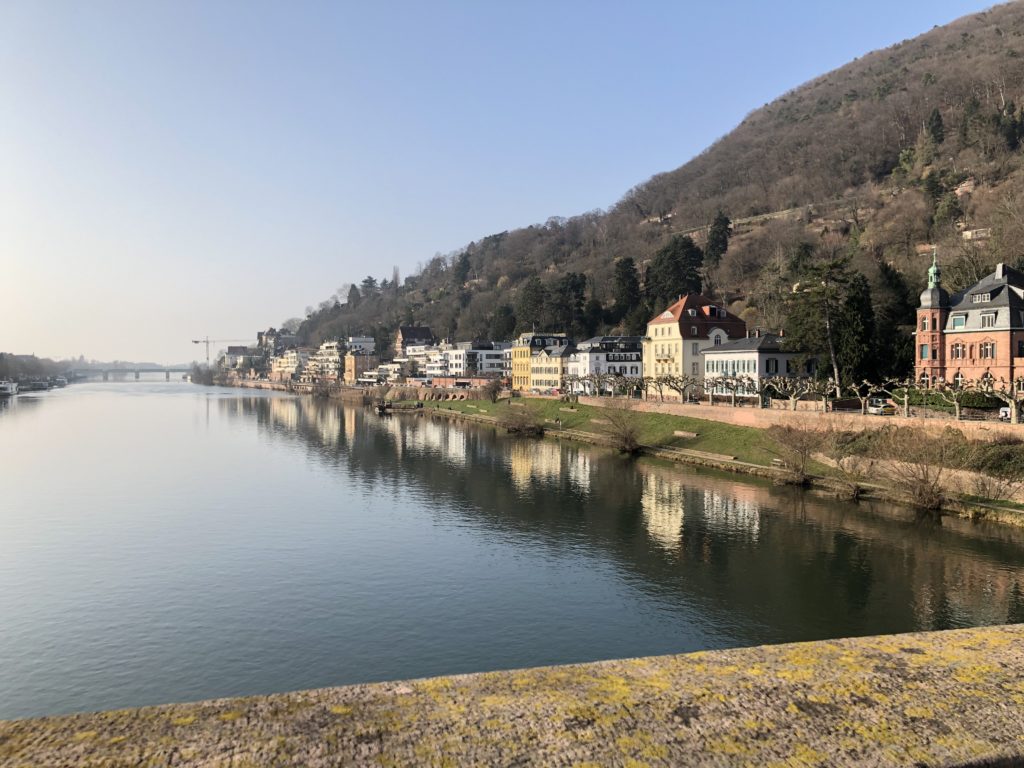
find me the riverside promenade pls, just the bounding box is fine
[3,625,1023,767]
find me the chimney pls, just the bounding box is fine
[996,263,1005,279]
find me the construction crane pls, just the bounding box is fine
[191,337,253,364]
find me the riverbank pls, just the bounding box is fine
[4,624,1023,766]
[412,397,1024,527]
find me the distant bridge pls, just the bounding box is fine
[70,368,192,381]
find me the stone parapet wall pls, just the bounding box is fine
[581,396,1022,442]
[3,626,1024,766]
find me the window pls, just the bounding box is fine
[920,343,929,360]
[692,362,698,374]
[714,334,722,346]
[1018,341,1024,358]
[691,342,699,355]
[981,313,996,328]
[972,293,991,303]
[954,372,965,388]
[980,342,996,359]
[951,343,964,359]
[691,326,697,336]
[952,315,966,330]
[921,317,929,331]
[766,358,778,374]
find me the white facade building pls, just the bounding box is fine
[565,336,644,394]
[346,336,376,355]
[701,332,810,398]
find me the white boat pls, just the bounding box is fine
[0,380,18,396]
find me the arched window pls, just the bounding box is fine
[714,334,722,346]
[954,372,965,388]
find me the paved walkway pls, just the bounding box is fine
[3,625,1024,766]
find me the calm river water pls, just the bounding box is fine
[2,380,1023,720]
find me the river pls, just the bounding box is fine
[2,380,1023,720]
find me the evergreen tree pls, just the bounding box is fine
[347,284,361,308]
[612,257,641,321]
[704,210,732,267]
[453,252,471,285]
[783,243,873,395]
[926,107,945,145]
[515,276,549,332]
[552,272,587,336]
[645,235,703,310]
[582,298,605,338]
[489,304,516,341]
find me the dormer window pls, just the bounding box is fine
[691,326,697,336]
[981,313,996,328]
[714,334,722,346]
[687,309,697,317]
[972,293,991,303]
[951,315,966,329]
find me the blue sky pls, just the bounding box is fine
[0,0,996,362]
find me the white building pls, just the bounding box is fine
[565,336,644,394]
[346,336,376,355]
[270,348,311,382]
[303,340,344,383]
[701,332,810,398]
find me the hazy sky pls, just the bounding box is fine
[1,0,995,363]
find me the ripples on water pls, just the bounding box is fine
[1,381,1023,719]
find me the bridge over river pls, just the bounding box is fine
[70,368,192,381]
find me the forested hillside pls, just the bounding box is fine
[291,2,1024,385]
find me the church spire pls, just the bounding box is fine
[927,247,941,289]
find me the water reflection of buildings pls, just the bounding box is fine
[640,472,686,552]
[639,468,762,552]
[507,440,592,494]
[223,396,1024,634]
[703,489,760,542]
[380,416,469,466]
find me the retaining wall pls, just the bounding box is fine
[580,396,1022,442]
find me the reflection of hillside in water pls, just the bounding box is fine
[224,396,1024,645]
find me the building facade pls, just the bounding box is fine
[510,333,570,391]
[702,332,810,398]
[344,352,380,386]
[346,336,376,355]
[394,326,435,358]
[270,348,311,382]
[642,294,747,381]
[915,257,1024,385]
[565,336,644,394]
[529,345,574,393]
[303,341,344,383]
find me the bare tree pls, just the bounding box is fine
[599,399,643,454]
[766,424,825,484]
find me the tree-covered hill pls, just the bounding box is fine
[293,2,1024,384]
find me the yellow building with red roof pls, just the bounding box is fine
[642,293,746,382]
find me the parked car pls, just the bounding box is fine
[999,406,1012,422]
[867,398,896,416]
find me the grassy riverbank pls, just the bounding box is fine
[405,396,1024,526]
[420,398,779,465]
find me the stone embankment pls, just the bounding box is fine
[580,396,1021,443]
[3,625,1024,766]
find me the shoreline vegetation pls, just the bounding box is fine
[402,395,1024,528]
[217,377,1024,527]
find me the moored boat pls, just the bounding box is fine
[0,380,18,396]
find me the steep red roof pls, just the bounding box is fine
[647,293,746,339]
